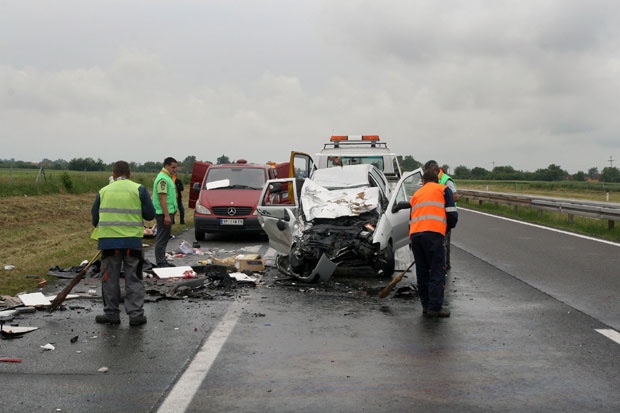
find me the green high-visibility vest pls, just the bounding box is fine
[439,170,457,205]
[153,169,177,214]
[91,179,144,240]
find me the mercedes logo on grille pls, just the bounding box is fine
[227,207,237,216]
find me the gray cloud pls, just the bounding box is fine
[1,0,619,172]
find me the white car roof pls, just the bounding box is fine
[310,164,375,189]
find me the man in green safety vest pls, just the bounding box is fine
[153,157,179,267]
[91,160,155,326]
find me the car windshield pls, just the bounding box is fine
[205,167,266,189]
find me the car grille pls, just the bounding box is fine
[212,206,253,216]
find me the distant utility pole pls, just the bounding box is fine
[608,156,614,168]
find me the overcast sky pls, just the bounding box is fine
[2,0,620,173]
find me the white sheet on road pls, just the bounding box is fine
[18,292,51,306]
[152,266,195,279]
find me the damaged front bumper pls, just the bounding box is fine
[275,213,385,283]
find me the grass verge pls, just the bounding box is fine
[0,193,193,297]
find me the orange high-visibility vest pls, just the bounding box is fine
[409,182,448,236]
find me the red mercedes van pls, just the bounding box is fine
[189,159,289,240]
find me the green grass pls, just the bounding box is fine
[0,169,156,196]
[0,168,188,197]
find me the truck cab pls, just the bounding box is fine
[314,135,402,185]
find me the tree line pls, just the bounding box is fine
[397,156,620,183]
[0,156,200,174]
[2,155,620,183]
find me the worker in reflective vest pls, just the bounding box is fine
[438,167,458,269]
[424,160,459,270]
[409,167,458,318]
[92,160,155,326]
[152,157,178,267]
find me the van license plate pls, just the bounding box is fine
[220,219,243,225]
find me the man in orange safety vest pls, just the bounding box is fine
[409,166,458,318]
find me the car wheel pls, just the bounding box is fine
[377,243,395,277]
[195,229,205,241]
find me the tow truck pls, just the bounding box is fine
[314,135,402,185]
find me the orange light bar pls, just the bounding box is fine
[330,135,348,141]
[362,135,380,141]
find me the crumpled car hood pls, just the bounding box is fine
[301,178,381,221]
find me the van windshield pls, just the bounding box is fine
[205,167,266,189]
[327,156,384,170]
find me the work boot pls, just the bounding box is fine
[129,315,147,326]
[423,307,451,318]
[95,314,121,325]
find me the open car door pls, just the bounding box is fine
[257,178,301,254]
[380,168,423,251]
[189,161,211,209]
[288,151,315,179]
[258,151,315,254]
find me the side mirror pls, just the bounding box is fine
[276,219,288,230]
[192,182,201,192]
[269,182,283,194]
[392,201,411,213]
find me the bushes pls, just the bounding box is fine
[61,172,74,192]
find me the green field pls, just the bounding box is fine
[0,168,164,197]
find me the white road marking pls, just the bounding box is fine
[157,300,243,413]
[595,329,620,345]
[464,208,620,247]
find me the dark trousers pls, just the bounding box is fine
[101,249,144,319]
[177,196,185,224]
[444,229,452,268]
[411,231,446,311]
[155,214,174,265]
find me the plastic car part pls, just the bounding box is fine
[310,253,338,283]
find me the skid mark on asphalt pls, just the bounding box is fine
[157,300,242,413]
[596,329,620,345]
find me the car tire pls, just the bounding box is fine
[378,243,395,277]
[195,230,205,241]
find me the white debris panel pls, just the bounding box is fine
[301,178,380,220]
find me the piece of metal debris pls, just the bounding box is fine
[0,357,22,363]
[1,325,39,339]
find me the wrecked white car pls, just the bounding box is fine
[257,164,423,282]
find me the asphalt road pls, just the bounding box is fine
[1,209,619,412]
